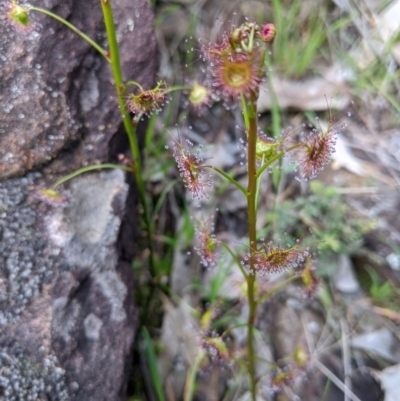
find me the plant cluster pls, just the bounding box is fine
[269,180,373,257]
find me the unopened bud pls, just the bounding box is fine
[32,188,68,207]
[258,23,276,43]
[200,310,214,331]
[9,3,30,27]
[293,346,308,366]
[188,82,211,111]
[256,135,278,160]
[230,27,244,44]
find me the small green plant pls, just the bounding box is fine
[269,180,373,256]
[366,267,400,311]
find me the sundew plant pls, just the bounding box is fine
[7,2,344,400]
[169,20,342,399]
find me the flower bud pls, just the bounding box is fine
[256,134,278,161]
[32,188,68,207]
[230,27,243,44]
[200,310,214,331]
[258,23,276,43]
[293,346,308,366]
[188,82,211,112]
[9,3,30,27]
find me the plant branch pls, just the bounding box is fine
[255,275,297,306]
[29,6,108,60]
[220,242,247,279]
[203,165,248,196]
[184,351,205,401]
[244,92,259,401]
[255,144,302,179]
[100,0,156,277]
[125,80,144,90]
[165,85,192,93]
[52,164,132,189]
[255,152,283,179]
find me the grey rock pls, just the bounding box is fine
[0,173,56,325]
[0,0,158,399]
[0,0,158,179]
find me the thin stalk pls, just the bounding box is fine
[203,165,248,196]
[220,242,247,279]
[29,7,108,60]
[100,0,156,277]
[184,351,205,401]
[165,86,192,93]
[125,82,191,94]
[255,275,297,306]
[221,323,249,339]
[244,93,258,401]
[125,80,144,90]
[256,152,283,179]
[255,144,302,179]
[52,164,132,188]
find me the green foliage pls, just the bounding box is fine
[204,262,233,305]
[366,267,400,311]
[271,0,328,78]
[142,328,166,401]
[190,258,233,306]
[183,351,204,401]
[330,4,400,115]
[269,180,373,255]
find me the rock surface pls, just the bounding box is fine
[0,0,158,400]
[0,0,157,179]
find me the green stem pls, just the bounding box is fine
[125,82,190,94]
[100,0,156,277]
[256,151,283,179]
[220,242,247,279]
[244,93,258,401]
[29,7,108,60]
[255,275,297,306]
[184,351,205,401]
[203,165,248,196]
[221,323,249,339]
[52,164,132,189]
[165,86,192,93]
[255,144,302,179]
[125,80,144,90]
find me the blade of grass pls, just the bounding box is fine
[183,351,205,401]
[142,328,166,401]
[150,179,178,231]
